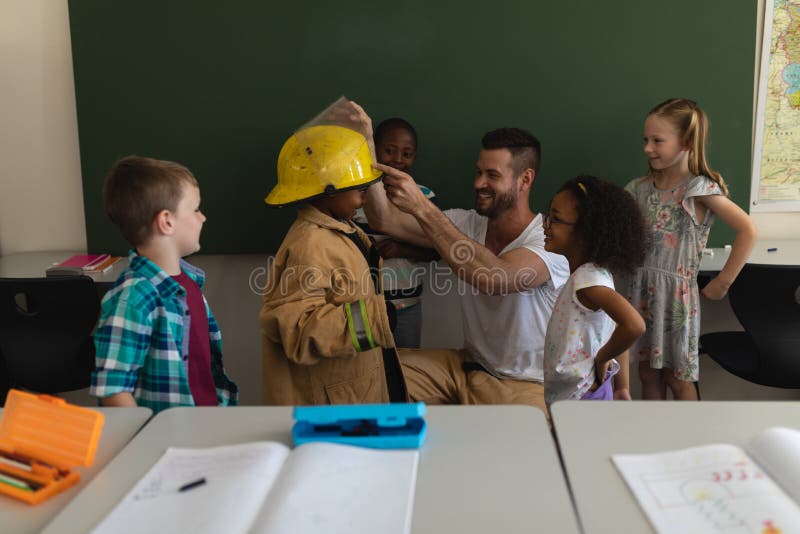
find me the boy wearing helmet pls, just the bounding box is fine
[260,104,407,405]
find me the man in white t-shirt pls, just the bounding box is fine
[364,126,570,411]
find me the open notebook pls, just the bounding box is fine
[613,426,800,533]
[90,441,418,534]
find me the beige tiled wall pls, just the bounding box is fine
[0,0,86,256]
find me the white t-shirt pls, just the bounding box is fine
[543,263,617,403]
[444,209,570,381]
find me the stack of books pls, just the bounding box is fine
[46,254,121,277]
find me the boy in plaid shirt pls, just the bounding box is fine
[90,156,238,412]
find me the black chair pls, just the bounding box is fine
[700,264,800,388]
[0,277,100,404]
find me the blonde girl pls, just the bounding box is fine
[625,98,757,400]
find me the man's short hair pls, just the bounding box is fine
[103,155,198,246]
[481,128,541,176]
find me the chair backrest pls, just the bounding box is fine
[0,277,100,401]
[728,264,800,385]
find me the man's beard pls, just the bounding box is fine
[475,187,517,219]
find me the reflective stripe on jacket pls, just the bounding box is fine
[260,205,407,405]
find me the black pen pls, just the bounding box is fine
[178,477,206,492]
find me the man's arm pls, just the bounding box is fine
[364,181,432,247]
[414,205,551,294]
[379,164,552,295]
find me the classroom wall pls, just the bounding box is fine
[0,0,797,257]
[0,0,86,256]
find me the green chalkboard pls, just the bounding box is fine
[69,0,757,254]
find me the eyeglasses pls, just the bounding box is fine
[542,214,577,229]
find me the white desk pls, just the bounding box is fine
[0,251,127,286]
[699,238,800,272]
[44,405,579,534]
[551,401,800,533]
[0,407,151,534]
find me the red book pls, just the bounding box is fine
[85,256,121,273]
[58,254,110,269]
[49,254,121,275]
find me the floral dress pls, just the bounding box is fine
[624,175,723,381]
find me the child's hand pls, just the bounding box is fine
[701,276,731,300]
[347,101,376,159]
[591,359,611,391]
[376,238,438,261]
[347,101,373,138]
[376,239,408,259]
[613,388,632,401]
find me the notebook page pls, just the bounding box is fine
[613,444,800,533]
[92,442,289,534]
[747,426,800,504]
[250,442,418,534]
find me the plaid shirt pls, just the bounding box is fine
[91,251,238,413]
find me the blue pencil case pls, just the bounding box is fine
[292,402,427,449]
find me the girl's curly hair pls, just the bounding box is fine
[558,175,649,275]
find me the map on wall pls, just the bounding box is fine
[751,0,800,211]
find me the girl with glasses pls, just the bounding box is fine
[542,176,648,405]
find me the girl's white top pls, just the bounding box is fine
[544,263,618,404]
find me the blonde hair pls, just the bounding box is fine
[647,98,728,196]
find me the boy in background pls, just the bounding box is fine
[260,100,407,405]
[353,117,438,348]
[90,156,238,413]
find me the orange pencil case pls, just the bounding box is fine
[0,389,104,505]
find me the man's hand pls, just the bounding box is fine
[377,163,430,217]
